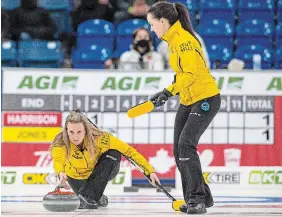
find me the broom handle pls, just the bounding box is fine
[124,156,177,202]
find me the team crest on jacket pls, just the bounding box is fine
[101,134,110,146]
[179,41,193,53]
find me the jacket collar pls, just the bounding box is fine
[161,20,182,43]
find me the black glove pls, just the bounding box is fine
[150,89,173,108]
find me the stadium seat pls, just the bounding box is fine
[38,0,72,34]
[275,48,282,69]
[238,0,274,11]
[199,11,235,25]
[77,19,115,50]
[238,11,274,23]
[236,19,274,47]
[200,0,235,12]
[169,0,198,11]
[1,0,20,10]
[72,44,112,69]
[197,19,234,38]
[276,23,282,41]
[114,19,149,58]
[234,45,273,69]
[238,0,274,23]
[18,40,63,68]
[1,41,17,67]
[204,39,233,69]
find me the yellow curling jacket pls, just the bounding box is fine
[162,21,220,106]
[51,133,155,179]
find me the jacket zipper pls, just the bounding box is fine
[178,56,193,104]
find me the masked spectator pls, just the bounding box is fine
[118,27,164,70]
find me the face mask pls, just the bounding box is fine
[133,39,150,55]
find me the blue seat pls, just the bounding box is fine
[276,23,282,41]
[38,0,72,34]
[72,45,112,69]
[1,0,20,10]
[238,0,274,23]
[234,45,273,69]
[236,19,273,47]
[114,19,149,58]
[169,0,198,11]
[77,19,115,50]
[1,41,17,67]
[197,19,234,37]
[18,40,63,68]
[199,11,235,25]
[238,11,274,23]
[200,0,235,12]
[275,48,282,69]
[238,0,274,11]
[204,39,233,68]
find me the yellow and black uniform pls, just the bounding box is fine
[162,20,219,105]
[52,132,155,203]
[52,132,154,179]
[152,20,221,206]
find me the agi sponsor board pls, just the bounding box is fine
[3,112,62,127]
[2,127,61,143]
[2,68,282,95]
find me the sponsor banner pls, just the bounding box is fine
[2,143,282,168]
[2,127,61,143]
[203,172,240,184]
[176,167,282,190]
[197,144,282,166]
[1,171,17,184]
[121,144,176,180]
[1,143,176,180]
[1,167,131,189]
[2,68,282,95]
[3,112,62,127]
[1,144,51,167]
[248,169,282,185]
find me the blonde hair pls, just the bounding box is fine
[51,111,104,161]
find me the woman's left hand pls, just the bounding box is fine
[149,173,161,187]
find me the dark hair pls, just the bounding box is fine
[132,27,153,42]
[148,1,201,45]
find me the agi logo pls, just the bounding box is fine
[203,172,240,184]
[18,76,79,90]
[101,76,161,91]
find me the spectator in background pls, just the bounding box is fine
[72,0,115,32]
[118,27,164,70]
[114,0,153,24]
[9,0,56,41]
[157,32,210,69]
[1,9,11,41]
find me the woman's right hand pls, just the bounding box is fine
[58,172,68,184]
[58,172,70,189]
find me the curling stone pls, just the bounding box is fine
[42,185,80,212]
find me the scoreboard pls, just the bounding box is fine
[2,93,276,145]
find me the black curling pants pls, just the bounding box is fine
[67,150,121,201]
[174,94,221,204]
